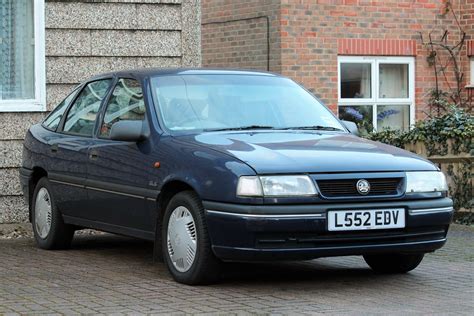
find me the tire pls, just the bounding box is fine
[32,177,75,250]
[162,190,221,285]
[363,253,424,274]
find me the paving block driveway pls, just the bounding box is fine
[0,225,473,315]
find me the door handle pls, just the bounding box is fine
[89,150,98,160]
[50,144,58,153]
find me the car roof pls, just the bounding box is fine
[88,68,279,81]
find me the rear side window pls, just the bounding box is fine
[99,78,145,138]
[63,79,112,137]
[42,88,79,131]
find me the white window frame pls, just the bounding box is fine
[470,57,474,85]
[337,56,415,131]
[0,0,46,112]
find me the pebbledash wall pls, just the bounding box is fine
[202,0,473,129]
[0,0,201,224]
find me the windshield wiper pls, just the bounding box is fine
[204,125,276,132]
[282,125,345,132]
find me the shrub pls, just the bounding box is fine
[367,106,473,156]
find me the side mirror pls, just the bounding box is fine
[341,120,359,136]
[110,120,148,142]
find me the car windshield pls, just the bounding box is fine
[151,74,345,133]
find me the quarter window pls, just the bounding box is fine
[63,79,112,137]
[42,87,80,131]
[100,78,145,138]
[338,56,414,134]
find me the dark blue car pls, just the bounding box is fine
[20,69,453,284]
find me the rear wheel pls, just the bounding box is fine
[32,178,75,249]
[162,190,221,285]
[363,253,424,273]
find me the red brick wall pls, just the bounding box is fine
[202,0,473,119]
[279,0,469,117]
[202,0,282,72]
[337,39,417,56]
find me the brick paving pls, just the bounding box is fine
[0,225,473,315]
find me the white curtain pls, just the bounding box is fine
[359,64,371,98]
[379,64,408,98]
[0,0,35,100]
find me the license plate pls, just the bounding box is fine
[328,209,405,231]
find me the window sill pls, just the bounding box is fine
[0,101,46,112]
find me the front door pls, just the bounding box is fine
[86,78,157,238]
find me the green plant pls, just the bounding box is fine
[366,129,403,148]
[367,106,473,156]
[455,212,474,225]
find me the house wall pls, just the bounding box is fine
[202,0,472,115]
[279,0,469,115]
[202,0,281,72]
[0,0,201,224]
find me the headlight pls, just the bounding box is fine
[405,171,448,193]
[237,175,317,197]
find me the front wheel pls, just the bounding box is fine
[162,191,221,285]
[363,253,424,274]
[32,177,75,249]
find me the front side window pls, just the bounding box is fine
[100,78,145,138]
[63,79,112,137]
[0,0,45,111]
[42,87,80,131]
[338,56,414,134]
[151,75,344,133]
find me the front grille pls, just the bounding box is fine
[255,227,447,249]
[316,177,403,198]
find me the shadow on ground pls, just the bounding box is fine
[68,233,398,285]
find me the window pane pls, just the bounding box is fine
[339,105,373,135]
[0,0,35,100]
[42,88,79,131]
[379,64,408,98]
[377,104,410,131]
[63,80,112,136]
[100,79,145,138]
[340,63,371,98]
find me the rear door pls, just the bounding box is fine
[85,78,157,238]
[48,79,113,218]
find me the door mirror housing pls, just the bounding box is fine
[341,120,360,136]
[109,120,148,142]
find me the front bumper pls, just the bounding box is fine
[203,198,453,261]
